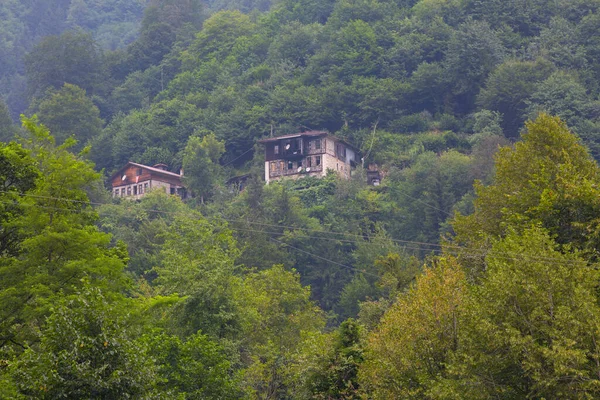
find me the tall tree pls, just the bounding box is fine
[34,83,104,150]
[0,117,127,354]
[439,227,600,399]
[9,286,158,399]
[24,29,104,99]
[477,59,555,138]
[182,133,225,203]
[444,19,506,114]
[452,114,600,273]
[359,257,466,399]
[0,99,16,142]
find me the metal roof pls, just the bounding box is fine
[258,131,359,151]
[257,131,328,143]
[110,161,182,182]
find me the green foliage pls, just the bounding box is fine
[0,116,127,355]
[10,285,157,399]
[359,257,466,399]
[144,330,242,398]
[97,190,189,277]
[444,19,506,112]
[386,149,474,244]
[306,318,364,399]
[453,114,600,272]
[24,29,105,99]
[477,58,555,138]
[0,99,16,142]
[33,83,104,150]
[0,141,39,256]
[182,133,226,202]
[439,227,600,398]
[153,211,241,338]
[235,265,326,398]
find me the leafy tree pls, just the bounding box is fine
[153,211,241,338]
[311,20,383,83]
[266,22,323,68]
[235,265,326,398]
[10,285,158,399]
[144,330,242,399]
[0,141,39,257]
[305,318,364,399]
[465,0,556,37]
[182,133,226,203]
[33,83,104,150]
[439,227,600,398]
[24,29,105,99]
[386,150,473,244]
[444,19,506,113]
[526,71,600,158]
[538,17,587,70]
[274,0,336,24]
[97,190,189,278]
[0,99,16,142]
[452,114,600,273]
[181,10,256,70]
[0,117,127,354]
[359,256,466,399]
[477,59,555,138]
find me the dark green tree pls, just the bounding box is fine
[0,99,16,142]
[477,59,555,138]
[33,83,104,150]
[10,286,158,399]
[24,29,104,99]
[0,117,128,354]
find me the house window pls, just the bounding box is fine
[133,186,138,195]
[274,145,279,155]
[127,186,131,196]
[315,139,321,150]
[288,161,293,170]
[298,159,302,168]
[121,188,125,197]
[114,190,119,197]
[316,156,321,166]
[271,161,278,172]
[144,183,149,191]
[136,168,143,176]
[170,187,175,194]
[139,184,143,194]
[306,157,312,167]
[337,143,346,159]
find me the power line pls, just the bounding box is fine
[12,191,579,265]
[270,237,380,278]
[0,192,587,267]
[222,147,254,167]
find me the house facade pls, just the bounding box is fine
[111,162,186,199]
[259,131,359,184]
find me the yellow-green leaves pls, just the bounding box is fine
[360,257,466,399]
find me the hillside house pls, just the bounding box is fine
[259,131,359,184]
[111,162,186,199]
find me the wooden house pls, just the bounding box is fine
[111,162,186,199]
[259,131,359,184]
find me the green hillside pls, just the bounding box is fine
[3,0,600,398]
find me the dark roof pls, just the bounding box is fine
[258,130,328,143]
[226,173,252,184]
[258,131,359,151]
[110,161,182,182]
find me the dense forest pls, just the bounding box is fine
[3,0,600,398]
